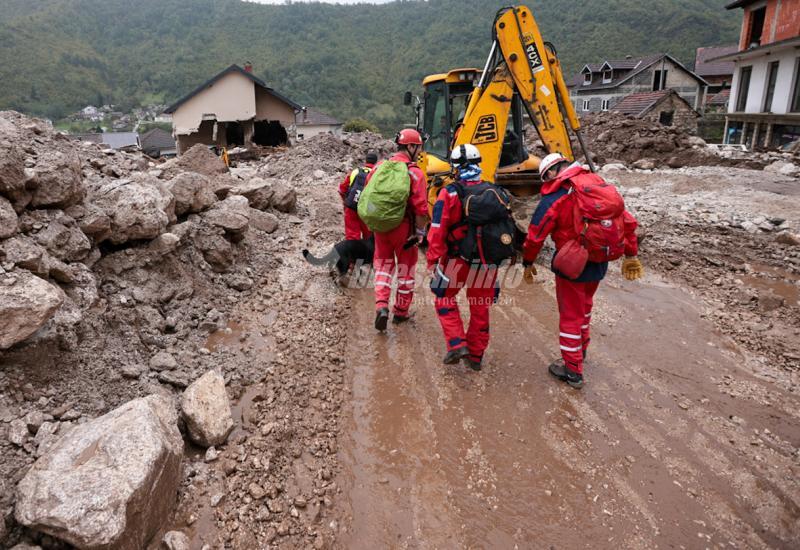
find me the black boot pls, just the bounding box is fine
[374,308,389,331]
[443,347,469,364]
[392,313,411,324]
[463,355,482,372]
[548,360,584,389]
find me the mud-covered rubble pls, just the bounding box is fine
[607,166,800,371]
[0,113,387,548]
[528,111,799,172]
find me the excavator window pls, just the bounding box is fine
[423,82,449,158]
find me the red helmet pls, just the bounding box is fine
[395,128,423,146]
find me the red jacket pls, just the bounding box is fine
[522,164,638,279]
[338,162,375,199]
[363,151,428,218]
[426,178,482,266]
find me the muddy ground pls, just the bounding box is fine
[2,135,799,549]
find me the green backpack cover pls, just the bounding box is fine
[357,160,411,232]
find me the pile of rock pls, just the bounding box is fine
[13,368,234,549]
[0,111,298,350]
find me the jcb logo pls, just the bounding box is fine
[472,115,498,144]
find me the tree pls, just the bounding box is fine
[343,118,379,134]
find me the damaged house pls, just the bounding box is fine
[164,64,301,155]
[567,54,707,114]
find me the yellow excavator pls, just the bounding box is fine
[403,5,595,211]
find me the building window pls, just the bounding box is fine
[601,99,609,111]
[736,66,752,112]
[763,61,780,112]
[652,69,668,91]
[582,99,590,111]
[659,111,674,126]
[602,70,612,83]
[583,72,592,85]
[792,58,800,113]
[748,6,766,48]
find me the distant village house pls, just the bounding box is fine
[694,45,737,111]
[295,108,342,140]
[164,63,300,155]
[715,0,800,149]
[568,53,707,115]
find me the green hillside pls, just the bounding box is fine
[0,0,740,131]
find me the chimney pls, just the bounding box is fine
[244,61,253,73]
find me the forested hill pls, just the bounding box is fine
[0,0,739,132]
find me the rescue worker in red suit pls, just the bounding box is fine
[338,151,377,240]
[522,153,644,388]
[365,129,429,331]
[427,144,497,371]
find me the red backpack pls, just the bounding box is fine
[569,172,626,263]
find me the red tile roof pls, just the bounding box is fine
[612,90,672,116]
[707,89,731,106]
[695,45,738,77]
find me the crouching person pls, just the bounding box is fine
[427,144,516,371]
[522,153,643,389]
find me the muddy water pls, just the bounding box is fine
[337,271,800,549]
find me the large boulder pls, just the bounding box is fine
[90,174,175,244]
[15,395,183,550]
[764,161,799,178]
[167,172,217,216]
[0,270,64,349]
[170,144,228,178]
[248,208,279,234]
[0,235,50,276]
[230,177,274,210]
[0,141,29,208]
[201,195,250,238]
[34,221,91,262]
[0,195,18,239]
[181,370,234,447]
[30,150,85,209]
[271,182,297,213]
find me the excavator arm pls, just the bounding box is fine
[455,6,594,177]
[418,5,594,213]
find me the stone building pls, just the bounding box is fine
[568,54,707,114]
[611,90,701,132]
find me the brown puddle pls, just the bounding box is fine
[336,274,800,549]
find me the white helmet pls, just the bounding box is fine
[450,143,482,166]
[539,153,569,180]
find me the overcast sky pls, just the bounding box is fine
[247,1,395,4]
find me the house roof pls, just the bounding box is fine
[725,0,758,8]
[139,128,176,150]
[707,88,731,106]
[568,53,707,90]
[73,133,103,144]
[694,45,738,77]
[612,89,700,118]
[297,107,341,126]
[164,64,301,114]
[100,132,140,149]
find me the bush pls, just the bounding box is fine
[343,118,379,134]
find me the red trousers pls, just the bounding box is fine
[374,219,418,315]
[344,207,371,241]
[555,276,599,375]
[432,259,497,362]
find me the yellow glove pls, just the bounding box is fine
[523,264,537,284]
[621,256,644,281]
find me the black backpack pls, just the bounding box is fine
[450,181,516,266]
[343,167,370,210]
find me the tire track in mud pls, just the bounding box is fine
[336,266,800,549]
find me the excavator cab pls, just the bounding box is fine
[419,69,530,176]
